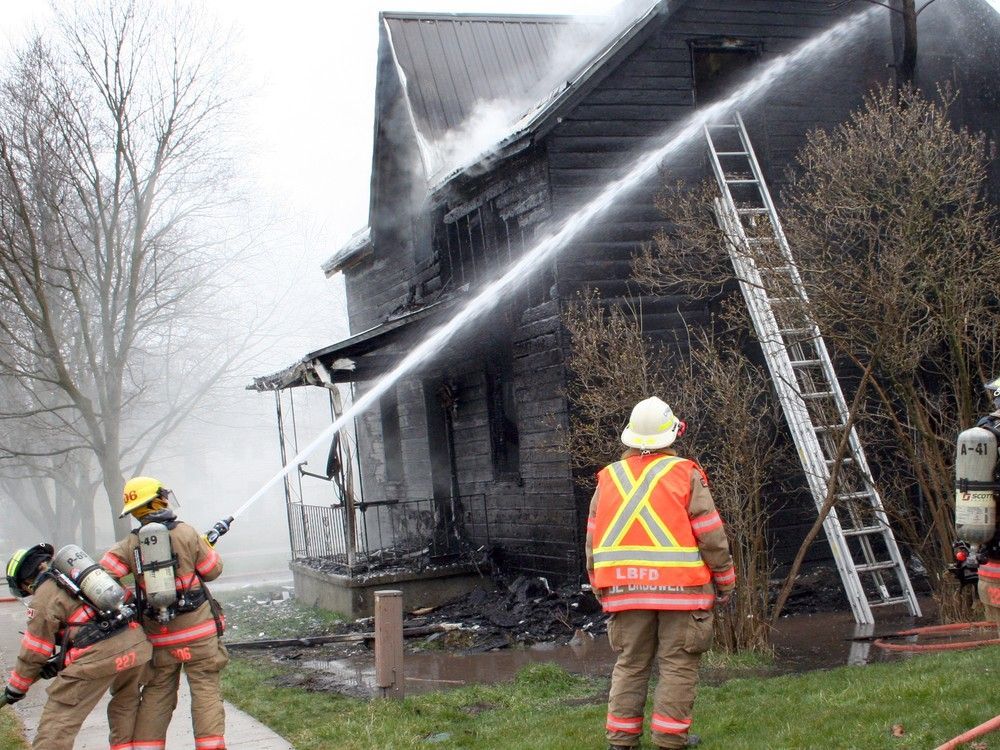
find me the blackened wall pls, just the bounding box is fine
[545,0,894,567]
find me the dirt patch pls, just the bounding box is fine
[461,702,498,716]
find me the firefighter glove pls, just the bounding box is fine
[3,686,25,704]
[39,655,62,679]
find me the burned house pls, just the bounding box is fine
[253,0,1000,613]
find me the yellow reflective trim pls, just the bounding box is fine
[601,459,682,548]
[6,549,27,579]
[593,545,700,557]
[602,458,670,543]
[593,559,707,569]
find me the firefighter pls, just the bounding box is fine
[971,377,1000,622]
[3,543,150,750]
[586,397,736,750]
[101,477,229,750]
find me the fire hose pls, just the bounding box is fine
[872,621,1000,748]
[873,620,1000,653]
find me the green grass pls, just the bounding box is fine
[222,647,1000,750]
[0,708,27,750]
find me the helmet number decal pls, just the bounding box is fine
[125,490,138,502]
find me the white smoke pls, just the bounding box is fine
[415,0,661,181]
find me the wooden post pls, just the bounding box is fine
[374,590,404,699]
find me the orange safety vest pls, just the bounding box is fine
[592,454,711,589]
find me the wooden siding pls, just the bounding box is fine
[342,0,1000,579]
[546,0,893,568]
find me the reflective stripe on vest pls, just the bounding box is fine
[980,562,1000,580]
[601,591,715,612]
[592,455,710,589]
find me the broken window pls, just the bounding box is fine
[380,386,403,482]
[691,40,761,104]
[486,343,520,479]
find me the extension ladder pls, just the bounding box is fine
[703,112,921,625]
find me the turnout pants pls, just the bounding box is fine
[980,575,1000,624]
[34,662,145,750]
[605,609,714,749]
[133,636,229,750]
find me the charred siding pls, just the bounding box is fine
[546,0,892,567]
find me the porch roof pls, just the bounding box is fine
[248,295,463,391]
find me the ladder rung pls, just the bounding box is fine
[836,491,872,501]
[870,596,912,608]
[815,424,846,433]
[759,265,793,273]
[745,237,776,244]
[769,296,802,303]
[778,327,814,336]
[710,123,740,129]
[737,207,769,214]
[842,525,884,537]
[854,561,897,574]
[716,151,749,156]
[789,358,822,367]
[800,391,835,400]
[826,457,856,466]
[726,178,759,184]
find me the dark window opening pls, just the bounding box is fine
[436,199,549,306]
[486,344,520,479]
[380,387,403,482]
[691,41,760,104]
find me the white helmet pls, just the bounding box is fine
[621,397,685,450]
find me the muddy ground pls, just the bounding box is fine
[220,564,904,698]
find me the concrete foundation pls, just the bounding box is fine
[290,561,490,619]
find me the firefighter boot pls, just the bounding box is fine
[657,735,701,748]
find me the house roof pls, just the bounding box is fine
[322,227,372,277]
[249,294,463,391]
[379,2,670,189]
[381,12,581,147]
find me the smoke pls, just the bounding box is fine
[397,0,662,181]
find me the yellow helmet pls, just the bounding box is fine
[121,476,167,518]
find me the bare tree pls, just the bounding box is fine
[780,85,1000,619]
[0,2,248,539]
[642,86,1000,622]
[838,0,943,86]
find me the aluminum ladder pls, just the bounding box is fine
[703,112,921,625]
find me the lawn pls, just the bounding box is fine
[0,708,27,750]
[222,646,1000,750]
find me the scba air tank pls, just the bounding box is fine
[955,426,999,545]
[137,522,177,619]
[53,545,127,613]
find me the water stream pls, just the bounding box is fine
[235,7,879,521]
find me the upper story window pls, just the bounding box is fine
[691,39,761,104]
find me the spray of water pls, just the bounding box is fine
[233,7,878,521]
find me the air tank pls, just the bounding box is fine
[955,426,999,545]
[137,522,177,619]
[53,545,126,613]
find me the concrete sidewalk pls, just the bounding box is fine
[0,601,294,749]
